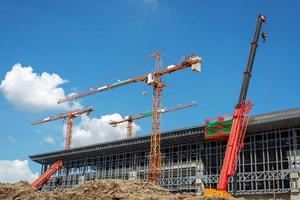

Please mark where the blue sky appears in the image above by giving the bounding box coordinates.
[0,0,299,180]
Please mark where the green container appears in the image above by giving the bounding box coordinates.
[221,119,233,133]
[205,119,233,137]
[206,121,218,136]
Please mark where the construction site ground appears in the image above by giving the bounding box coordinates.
[0,179,239,200]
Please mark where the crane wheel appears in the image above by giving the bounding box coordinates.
[203,189,235,199]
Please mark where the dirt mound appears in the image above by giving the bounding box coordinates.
[0,179,230,200]
[0,181,49,200]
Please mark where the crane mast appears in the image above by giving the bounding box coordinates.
[204,14,267,198]
[148,51,163,183]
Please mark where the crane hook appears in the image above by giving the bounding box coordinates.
[261,32,267,42]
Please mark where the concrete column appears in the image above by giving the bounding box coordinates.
[129,170,137,180]
[195,161,205,196]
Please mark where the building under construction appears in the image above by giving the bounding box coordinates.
[30,107,300,200]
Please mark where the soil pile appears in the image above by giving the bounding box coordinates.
[0,179,231,200]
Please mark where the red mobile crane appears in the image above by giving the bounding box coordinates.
[32,107,94,150]
[204,15,267,198]
[109,102,197,137]
[58,54,202,184]
[31,160,63,190]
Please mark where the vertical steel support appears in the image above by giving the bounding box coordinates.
[127,120,133,137]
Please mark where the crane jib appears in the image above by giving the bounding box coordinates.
[57,57,201,104]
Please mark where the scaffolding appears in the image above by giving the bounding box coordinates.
[30,108,300,197]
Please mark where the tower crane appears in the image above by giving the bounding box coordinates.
[110,102,197,137]
[204,14,267,198]
[57,53,202,184]
[32,107,94,150]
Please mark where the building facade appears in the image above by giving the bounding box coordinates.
[30,108,300,199]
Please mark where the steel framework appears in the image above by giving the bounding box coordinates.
[30,108,300,198]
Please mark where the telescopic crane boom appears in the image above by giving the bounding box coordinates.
[204,14,267,198]
[32,107,94,150]
[110,102,197,137]
[31,160,63,190]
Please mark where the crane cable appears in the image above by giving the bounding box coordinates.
[261,19,267,42]
[160,52,181,63]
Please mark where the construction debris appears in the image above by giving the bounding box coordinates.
[0,179,237,200]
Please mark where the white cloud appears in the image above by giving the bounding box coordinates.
[0,160,38,183]
[44,136,55,144]
[68,114,140,147]
[0,63,82,112]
